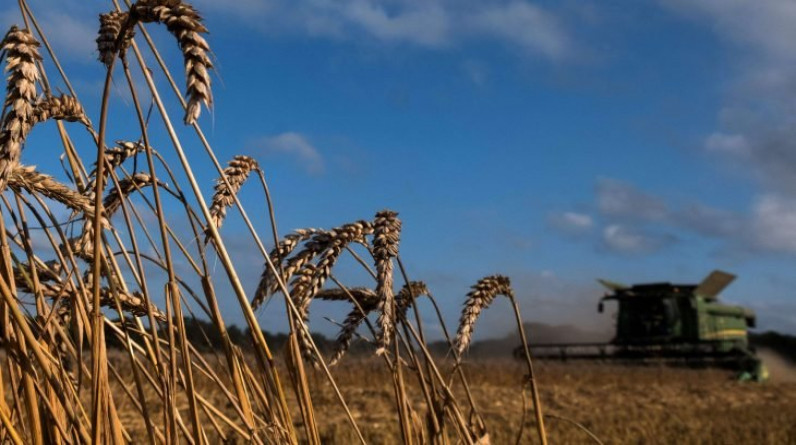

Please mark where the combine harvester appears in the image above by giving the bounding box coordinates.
[519,270,768,381]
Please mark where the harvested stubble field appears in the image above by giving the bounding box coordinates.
[92,352,795,444]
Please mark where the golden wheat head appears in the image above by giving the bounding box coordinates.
[373,209,401,354]
[0,26,41,191]
[455,275,514,356]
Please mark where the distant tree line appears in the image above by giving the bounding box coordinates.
[93,319,796,364]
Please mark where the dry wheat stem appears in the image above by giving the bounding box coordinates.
[373,209,400,354]
[0,26,40,192]
[455,275,514,356]
[207,155,258,234]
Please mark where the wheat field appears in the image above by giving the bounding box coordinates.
[0,0,792,444]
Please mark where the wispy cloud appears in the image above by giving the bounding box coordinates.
[194,0,576,61]
[465,1,571,60]
[596,177,668,221]
[751,194,796,253]
[704,132,750,157]
[1,3,98,64]
[661,0,796,196]
[586,177,796,256]
[253,132,325,175]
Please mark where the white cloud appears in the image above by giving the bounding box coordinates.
[752,194,796,253]
[549,211,593,234]
[256,132,325,175]
[602,224,674,254]
[673,202,745,239]
[193,0,575,61]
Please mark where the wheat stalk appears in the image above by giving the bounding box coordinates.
[455,275,514,356]
[0,26,40,192]
[207,155,258,234]
[373,210,400,354]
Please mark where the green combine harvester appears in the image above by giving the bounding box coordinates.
[520,271,768,381]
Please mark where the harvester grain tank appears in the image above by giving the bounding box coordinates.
[520,271,767,380]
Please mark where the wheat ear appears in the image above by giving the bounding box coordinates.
[303,221,374,307]
[97,11,134,66]
[289,265,320,366]
[207,155,258,234]
[396,281,429,319]
[455,275,514,356]
[315,287,380,366]
[130,0,213,124]
[0,26,41,192]
[87,140,147,185]
[251,228,321,310]
[102,173,159,216]
[8,164,95,216]
[32,94,91,127]
[329,306,372,367]
[373,210,401,354]
[315,287,379,305]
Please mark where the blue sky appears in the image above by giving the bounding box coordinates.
[3,0,796,338]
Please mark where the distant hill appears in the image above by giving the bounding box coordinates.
[449,322,612,359]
